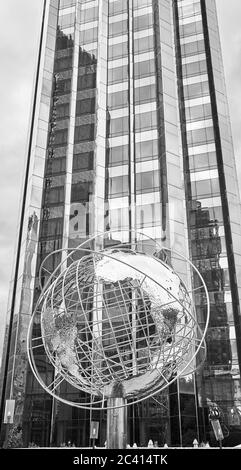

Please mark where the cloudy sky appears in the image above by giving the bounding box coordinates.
[0,1,241,355]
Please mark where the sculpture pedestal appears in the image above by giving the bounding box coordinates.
[107,397,127,449]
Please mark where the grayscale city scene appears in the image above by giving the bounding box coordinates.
[0,0,241,452]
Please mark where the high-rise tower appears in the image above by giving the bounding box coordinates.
[1,0,241,447]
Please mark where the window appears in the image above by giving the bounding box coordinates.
[109,20,128,37]
[108,116,129,136]
[108,65,128,84]
[56,31,74,51]
[56,103,70,120]
[189,151,217,171]
[45,187,65,205]
[77,73,96,90]
[56,79,72,95]
[136,140,158,161]
[109,175,129,196]
[76,98,95,116]
[134,14,153,31]
[108,42,128,60]
[54,129,68,145]
[135,111,157,132]
[136,171,159,193]
[133,0,152,8]
[181,40,205,57]
[134,35,154,54]
[59,0,75,8]
[191,178,220,198]
[41,219,63,238]
[109,0,128,16]
[135,84,156,104]
[71,181,93,202]
[55,55,73,72]
[179,21,203,38]
[108,90,128,109]
[182,60,207,77]
[178,2,201,19]
[79,48,97,66]
[46,158,66,175]
[73,152,94,171]
[185,103,212,121]
[134,59,155,79]
[183,81,209,99]
[187,127,214,146]
[108,145,129,166]
[74,124,95,143]
[79,27,98,45]
[80,7,98,24]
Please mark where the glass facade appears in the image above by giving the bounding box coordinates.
[1,0,241,448]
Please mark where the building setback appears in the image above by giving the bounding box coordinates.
[1,0,241,447]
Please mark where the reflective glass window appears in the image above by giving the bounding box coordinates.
[108,116,129,136]
[136,140,158,161]
[109,20,128,37]
[77,73,96,90]
[109,0,128,16]
[79,27,98,45]
[182,60,207,77]
[71,181,93,202]
[54,55,73,71]
[136,171,159,193]
[135,111,157,132]
[56,103,70,120]
[185,103,212,121]
[56,31,74,51]
[56,78,72,95]
[134,59,155,79]
[60,0,75,8]
[46,158,66,175]
[108,90,128,109]
[73,152,94,171]
[187,127,214,145]
[80,7,98,23]
[134,35,154,54]
[135,84,156,104]
[133,14,153,31]
[181,40,205,57]
[191,178,220,198]
[79,48,97,65]
[108,42,128,60]
[179,21,203,38]
[54,129,68,145]
[108,145,129,166]
[76,98,95,116]
[133,0,152,8]
[74,124,95,143]
[183,81,209,99]
[45,187,65,205]
[109,175,129,196]
[178,2,201,18]
[189,151,217,171]
[41,219,63,238]
[108,65,128,84]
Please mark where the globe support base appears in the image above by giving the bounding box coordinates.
[107,398,127,449]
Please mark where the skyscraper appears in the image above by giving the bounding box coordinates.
[1,0,241,447]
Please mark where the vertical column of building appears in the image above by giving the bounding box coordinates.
[0,1,60,440]
[174,0,241,443]
[202,0,241,407]
[94,0,108,248]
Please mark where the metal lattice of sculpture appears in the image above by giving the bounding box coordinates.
[27,232,209,409]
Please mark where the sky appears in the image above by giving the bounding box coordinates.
[0,0,241,357]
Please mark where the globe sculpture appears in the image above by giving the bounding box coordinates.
[27,231,209,448]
